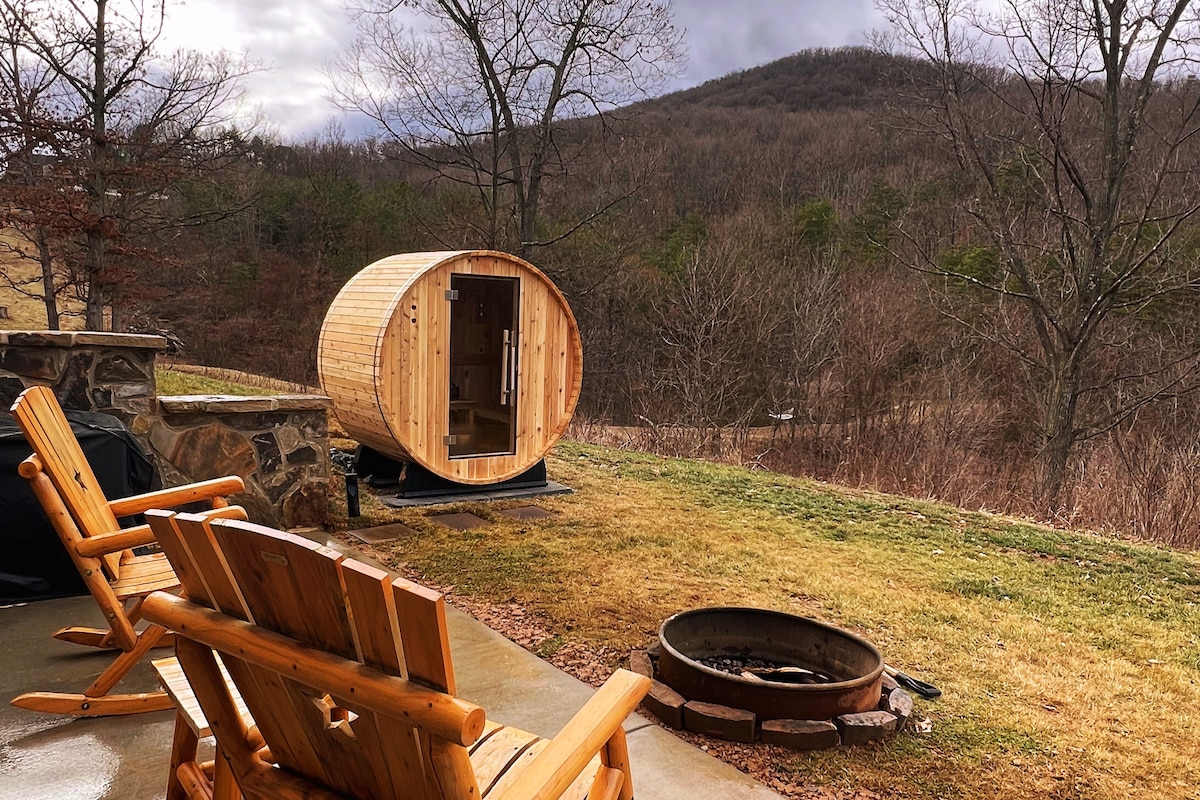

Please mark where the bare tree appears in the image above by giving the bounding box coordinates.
[0,0,69,328]
[332,0,685,255]
[1,0,250,330]
[876,0,1200,511]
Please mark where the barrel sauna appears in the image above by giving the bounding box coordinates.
[318,251,583,484]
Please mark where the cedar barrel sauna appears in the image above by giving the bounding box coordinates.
[318,250,583,485]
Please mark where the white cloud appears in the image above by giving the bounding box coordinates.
[159,0,355,139]
[673,0,886,87]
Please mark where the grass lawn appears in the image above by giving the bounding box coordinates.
[334,441,1200,800]
[155,364,310,396]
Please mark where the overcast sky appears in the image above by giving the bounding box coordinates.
[159,0,887,139]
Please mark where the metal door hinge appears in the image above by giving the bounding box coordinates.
[445,289,459,300]
[443,434,457,446]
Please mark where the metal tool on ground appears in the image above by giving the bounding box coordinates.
[884,664,941,699]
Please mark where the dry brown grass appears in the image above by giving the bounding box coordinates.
[0,227,85,330]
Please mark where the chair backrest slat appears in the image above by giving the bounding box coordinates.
[164,516,474,799]
[391,578,456,696]
[211,521,356,658]
[11,386,124,577]
[148,511,251,620]
[387,575,478,799]
[342,560,436,800]
[342,561,406,673]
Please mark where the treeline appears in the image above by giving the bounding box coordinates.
[10,41,1200,546]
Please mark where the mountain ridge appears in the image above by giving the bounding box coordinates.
[645,45,921,115]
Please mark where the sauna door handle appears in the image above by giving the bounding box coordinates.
[500,329,512,406]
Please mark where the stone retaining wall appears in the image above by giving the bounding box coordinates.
[1,331,330,528]
[0,331,162,420]
[151,395,331,529]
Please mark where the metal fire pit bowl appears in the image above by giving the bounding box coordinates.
[657,607,884,721]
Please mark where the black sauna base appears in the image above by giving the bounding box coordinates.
[378,480,572,508]
[354,447,572,506]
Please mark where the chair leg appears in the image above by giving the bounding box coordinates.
[54,626,120,648]
[52,626,176,650]
[176,761,216,800]
[168,712,201,800]
[588,766,625,800]
[126,596,146,625]
[10,690,174,716]
[86,624,168,696]
[10,623,174,717]
[212,755,240,800]
[600,727,635,800]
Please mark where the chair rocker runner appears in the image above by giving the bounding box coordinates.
[9,385,246,717]
[143,510,652,800]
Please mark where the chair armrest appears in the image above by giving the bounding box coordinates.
[76,506,248,559]
[75,523,157,558]
[487,669,650,800]
[109,476,245,518]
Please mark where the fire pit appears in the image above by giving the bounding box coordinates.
[658,607,884,720]
[635,607,910,749]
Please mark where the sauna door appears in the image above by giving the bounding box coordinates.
[448,274,519,457]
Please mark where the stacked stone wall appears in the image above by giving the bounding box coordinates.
[0,331,160,420]
[152,396,331,528]
[1,331,329,528]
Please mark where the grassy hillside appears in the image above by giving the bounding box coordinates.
[337,442,1200,800]
[154,364,314,396]
[0,227,85,330]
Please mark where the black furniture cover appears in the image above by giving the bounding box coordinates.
[0,410,158,604]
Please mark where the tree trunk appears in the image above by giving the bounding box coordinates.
[36,227,59,330]
[1035,364,1081,514]
[85,0,109,331]
[519,159,542,258]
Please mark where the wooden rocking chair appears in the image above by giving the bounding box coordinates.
[142,510,651,800]
[9,385,246,716]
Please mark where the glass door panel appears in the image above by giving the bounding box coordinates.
[448,274,518,457]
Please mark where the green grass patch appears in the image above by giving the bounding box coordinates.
[155,367,284,396]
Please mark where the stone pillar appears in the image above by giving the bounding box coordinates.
[0,331,163,422]
[152,395,332,529]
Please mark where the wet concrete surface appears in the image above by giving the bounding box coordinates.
[1,558,781,800]
[0,596,177,800]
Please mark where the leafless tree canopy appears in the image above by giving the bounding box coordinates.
[0,0,250,329]
[331,0,685,253]
[875,0,1200,509]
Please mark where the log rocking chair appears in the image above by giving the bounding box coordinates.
[9,385,245,716]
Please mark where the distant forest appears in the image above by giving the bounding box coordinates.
[6,31,1200,546]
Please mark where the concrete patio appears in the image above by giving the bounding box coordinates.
[0,532,783,800]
